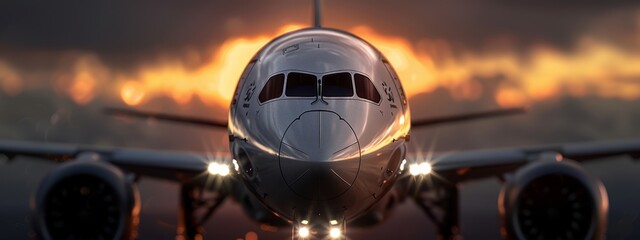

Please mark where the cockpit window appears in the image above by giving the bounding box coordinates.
[259,73,285,103]
[286,72,317,97]
[354,74,381,103]
[322,72,353,97]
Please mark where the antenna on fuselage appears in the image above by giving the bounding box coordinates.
[313,0,322,28]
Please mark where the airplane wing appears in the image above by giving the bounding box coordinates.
[0,139,230,183]
[104,107,228,129]
[407,137,640,183]
[0,139,236,239]
[404,137,640,240]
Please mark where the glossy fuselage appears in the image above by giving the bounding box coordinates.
[228,28,410,223]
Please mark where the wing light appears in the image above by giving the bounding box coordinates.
[409,162,432,176]
[207,162,230,176]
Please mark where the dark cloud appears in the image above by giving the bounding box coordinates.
[0,0,310,68]
[1,0,639,70]
[330,1,640,50]
[1,1,226,51]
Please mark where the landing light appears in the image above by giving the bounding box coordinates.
[409,162,432,176]
[298,226,310,238]
[207,162,230,176]
[399,159,407,172]
[232,159,240,172]
[329,227,341,239]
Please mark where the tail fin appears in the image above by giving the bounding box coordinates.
[313,0,322,28]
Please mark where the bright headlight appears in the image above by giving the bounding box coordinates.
[298,226,310,238]
[409,162,432,176]
[207,162,230,176]
[217,165,230,176]
[329,227,341,239]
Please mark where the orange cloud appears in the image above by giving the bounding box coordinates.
[425,38,640,106]
[0,60,23,96]
[356,31,640,107]
[55,54,110,105]
[119,25,638,109]
[28,24,636,109]
[117,24,306,107]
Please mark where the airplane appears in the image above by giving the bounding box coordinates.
[1,1,639,239]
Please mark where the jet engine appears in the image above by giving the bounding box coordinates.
[499,159,608,240]
[32,157,140,240]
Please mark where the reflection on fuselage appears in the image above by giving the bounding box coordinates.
[227,28,411,223]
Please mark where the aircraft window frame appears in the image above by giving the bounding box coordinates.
[258,70,382,105]
[321,72,354,98]
[354,73,382,103]
[285,72,318,97]
[258,73,285,103]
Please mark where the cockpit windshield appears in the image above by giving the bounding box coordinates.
[258,71,381,103]
[258,73,284,103]
[322,72,353,97]
[285,72,317,97]
[354,74,381,103]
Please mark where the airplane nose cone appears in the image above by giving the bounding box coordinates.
[279,111,361,201]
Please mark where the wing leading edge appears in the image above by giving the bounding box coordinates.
[0,139,229,183]
[402,137,640,240]
[407,137,640,183]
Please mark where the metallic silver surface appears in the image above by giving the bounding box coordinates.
[279,110,361,201]
[228,28,410,222]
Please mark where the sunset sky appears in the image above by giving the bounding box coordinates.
[1,0,640,110]
[1,1,640,239]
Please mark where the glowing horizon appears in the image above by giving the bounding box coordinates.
[115,24,640,109]
[2,24,640,109]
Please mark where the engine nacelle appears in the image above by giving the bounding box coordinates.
[499,159,608,240]
[32,157,140,240]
